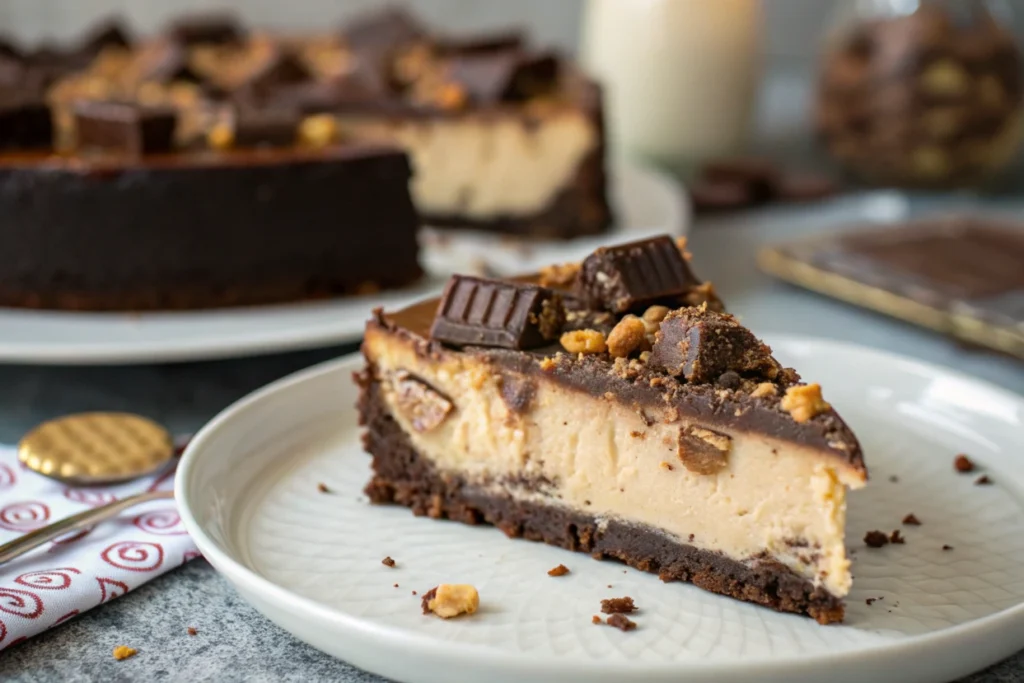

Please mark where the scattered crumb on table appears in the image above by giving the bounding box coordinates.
[547,564,570,577]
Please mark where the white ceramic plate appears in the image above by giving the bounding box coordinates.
[177,338,1024,683]
[0,163,686,365]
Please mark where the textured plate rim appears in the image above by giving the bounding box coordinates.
[175,337,1024,681]
[0,162,685,366]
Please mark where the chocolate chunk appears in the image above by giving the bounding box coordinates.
[576,236,701,314]
[648,307,778,384]
[342,7,424,60]
[677,425,731,474]
[864,530,889,548]
[391,370,453,433]
[447,50,559,104]
[168,13,243,46]
[231,108,299,148]
[137,42,202,84]
[0,95,52,150]
[430,275,564,350]
[499,372,536,414]
[715,371,743,390]
[79,18,132,56]
[73,101,177,155]
[235,47,315,101]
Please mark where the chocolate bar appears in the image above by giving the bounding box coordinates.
[232,108,299,148]
[0,95,53,150]
[575,236,701,313]
[447,51,559,104]
[430,275,564,349]
[649,307,777,383]
[74,101,177,155]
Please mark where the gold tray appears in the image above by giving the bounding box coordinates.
[757,221,1024,360]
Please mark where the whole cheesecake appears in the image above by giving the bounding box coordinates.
[359,236,867,624]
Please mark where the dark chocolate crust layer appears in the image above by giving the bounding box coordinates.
[0,146,422,310]
[358,375,845,625]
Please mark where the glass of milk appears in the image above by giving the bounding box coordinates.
[580,0,763,174]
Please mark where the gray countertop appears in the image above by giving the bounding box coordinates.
[3,67,1024,681]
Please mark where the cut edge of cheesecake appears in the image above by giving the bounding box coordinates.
[357,236,867,625]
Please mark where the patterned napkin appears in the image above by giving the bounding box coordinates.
[0,442,197,650]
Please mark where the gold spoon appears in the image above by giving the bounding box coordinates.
[0,412,177,565]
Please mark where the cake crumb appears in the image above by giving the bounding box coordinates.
[942,544,954,551]
[750,382,777,399]
[547,564,570,577]
[591,615,602,624]
[560,329,607,354]
[688,533,695,542]
[889,475,899,483]
[866,597,879,606]
[975,475,992,485]
[954,454,975,473]
[780,384,831,422]
[864,530,889,548]
[538,262,580,287]
[605,613,637,631]
[902,514,921,525]
[394,583,399,588]
[600,597,636,614]
[421,584,479,619]
[113,645,137,661]
[659,461,673,471]
[186,627,197,636]
[412,590,417,595]
[382,556,396,568]
[889,530,905,545]
[317,482,330,493]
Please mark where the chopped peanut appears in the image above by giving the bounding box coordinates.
[780,384,831,422]
[422,584,479,618]
[606,316,647,358]
[560,329,607,354]
[113,645,137,660]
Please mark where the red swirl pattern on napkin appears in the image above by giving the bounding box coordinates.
[0,443,198,650]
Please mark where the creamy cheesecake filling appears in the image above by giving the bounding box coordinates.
[337,110,597,219]
[365,328,865,598]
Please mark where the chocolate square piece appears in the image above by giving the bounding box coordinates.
[235,48,315,102]
[79,18,132,56]
[576,236,701,313]
[649,307,777,384]
[232,108,299,148]
[168,13,243,46]
[447,50,559,103]
[342,7,425,56]
[0,95,53,150]
[74,101,177,155]
[137,42,202,84]
[430,275,564,350]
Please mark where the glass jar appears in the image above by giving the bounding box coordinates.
[814,0,1023,188]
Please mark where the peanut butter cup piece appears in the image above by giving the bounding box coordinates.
[73,100,177,155]
[430,275,564,350]
[575,235,702,314]
[648,306,778,384]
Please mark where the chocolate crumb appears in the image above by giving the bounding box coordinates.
[942,545,954,551]
[890,530,905,544]
[382,556,396,568]
[605,613,637,631]
[187,627,197,636]
[393,583,399,588]
[412,590,417,595]
[866,598,877,606]
[659,461,674,471]
[902,514,921,526]
[864,530,890,548]
[547,564,570,577]
[420,587,438,614]
[975,475,992,485]
[317,482,330,493]
[889,475,899,483]
[600,597,637,614]
[591,615,602,624]
[954,454,975,473]
[688,533,695,542]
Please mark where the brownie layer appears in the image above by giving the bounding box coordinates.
[0,146,421,310]
[359,376,845,625]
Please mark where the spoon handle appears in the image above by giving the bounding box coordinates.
[0,489,175,565]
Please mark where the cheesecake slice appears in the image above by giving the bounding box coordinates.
[358,235,866,624]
